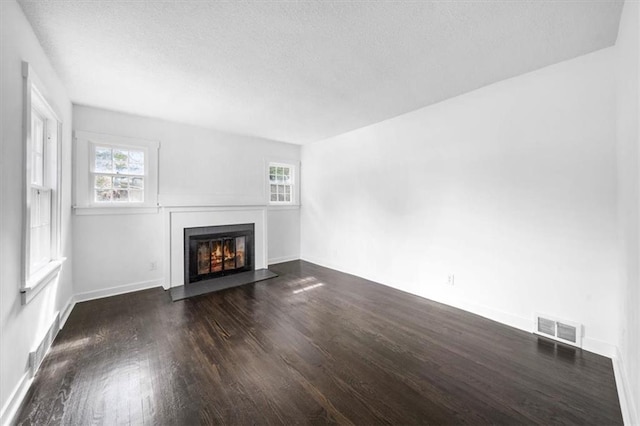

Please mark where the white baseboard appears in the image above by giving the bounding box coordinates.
[582,337,618,359]
[60,295,76,330]
[268,255,300,265]
[613,348,639,426]
[299,255,364,279]
[74,279,164,303]
[436,294,533,334]
[0,372,32,426]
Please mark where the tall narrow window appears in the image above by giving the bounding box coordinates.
[268,163,295,204]
[22,62,63,303]
[29,107,52,272]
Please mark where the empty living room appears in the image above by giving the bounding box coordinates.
[1,0,639,424]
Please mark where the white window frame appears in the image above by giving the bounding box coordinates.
[74,131,159,214]
[21,62,64,304]
[267,161,298,206]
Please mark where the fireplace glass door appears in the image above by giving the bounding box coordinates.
[185,224,254,284]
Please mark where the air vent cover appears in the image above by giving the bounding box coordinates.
[534,313,582,348]
[557,322,577,342]
[537,317,555,335]
[29,312,60,377]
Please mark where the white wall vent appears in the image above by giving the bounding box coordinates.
[534,313,582,348]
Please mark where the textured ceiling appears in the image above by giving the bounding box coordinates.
[18,0,623,144]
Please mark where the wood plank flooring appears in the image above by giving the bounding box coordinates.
[15,260,623,425]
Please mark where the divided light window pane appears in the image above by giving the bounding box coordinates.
[268,164,293,204]
[30,188,51,270]
[94,175,145,203]
[94,147,144,175]
[29,104,53,273]
[93,145,145,203]
[95,147,112,173]
[31,112,45,186]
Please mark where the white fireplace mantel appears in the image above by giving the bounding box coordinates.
[163,205,267,289]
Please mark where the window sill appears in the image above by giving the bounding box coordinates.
[73,205,159,215]
[21,258,66,305]
[267,204,300,211]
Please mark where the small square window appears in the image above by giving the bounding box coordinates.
[90,143,148,204]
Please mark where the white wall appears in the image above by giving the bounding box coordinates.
[267,207,301,264]
[72,106,300,297]
[615,0,640,423]
[0,0,74,422]
[301,48,620,356]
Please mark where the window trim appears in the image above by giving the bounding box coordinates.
[74,130,160,213]
[266,161,299,206]
[21,62,64,302]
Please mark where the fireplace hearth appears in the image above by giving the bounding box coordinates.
[184,224,254,284]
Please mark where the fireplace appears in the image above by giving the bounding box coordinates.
[184,223,254,284]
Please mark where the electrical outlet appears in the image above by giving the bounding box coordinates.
[150,261,157,271]
[447,274,455,286]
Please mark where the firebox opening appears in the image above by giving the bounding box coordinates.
[185,223,254,284]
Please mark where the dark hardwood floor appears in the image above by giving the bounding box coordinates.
[16,260,622,425]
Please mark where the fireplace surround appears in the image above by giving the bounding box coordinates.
[166,206,267,288]
[184,223,254,284]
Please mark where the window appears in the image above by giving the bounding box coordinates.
[29,106,52,272]
[22,62,63,301]
[74,131,159,212]
[91,145,146,203]
[268,163,294,204]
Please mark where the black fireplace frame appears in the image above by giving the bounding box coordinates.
[184,223,255,284]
